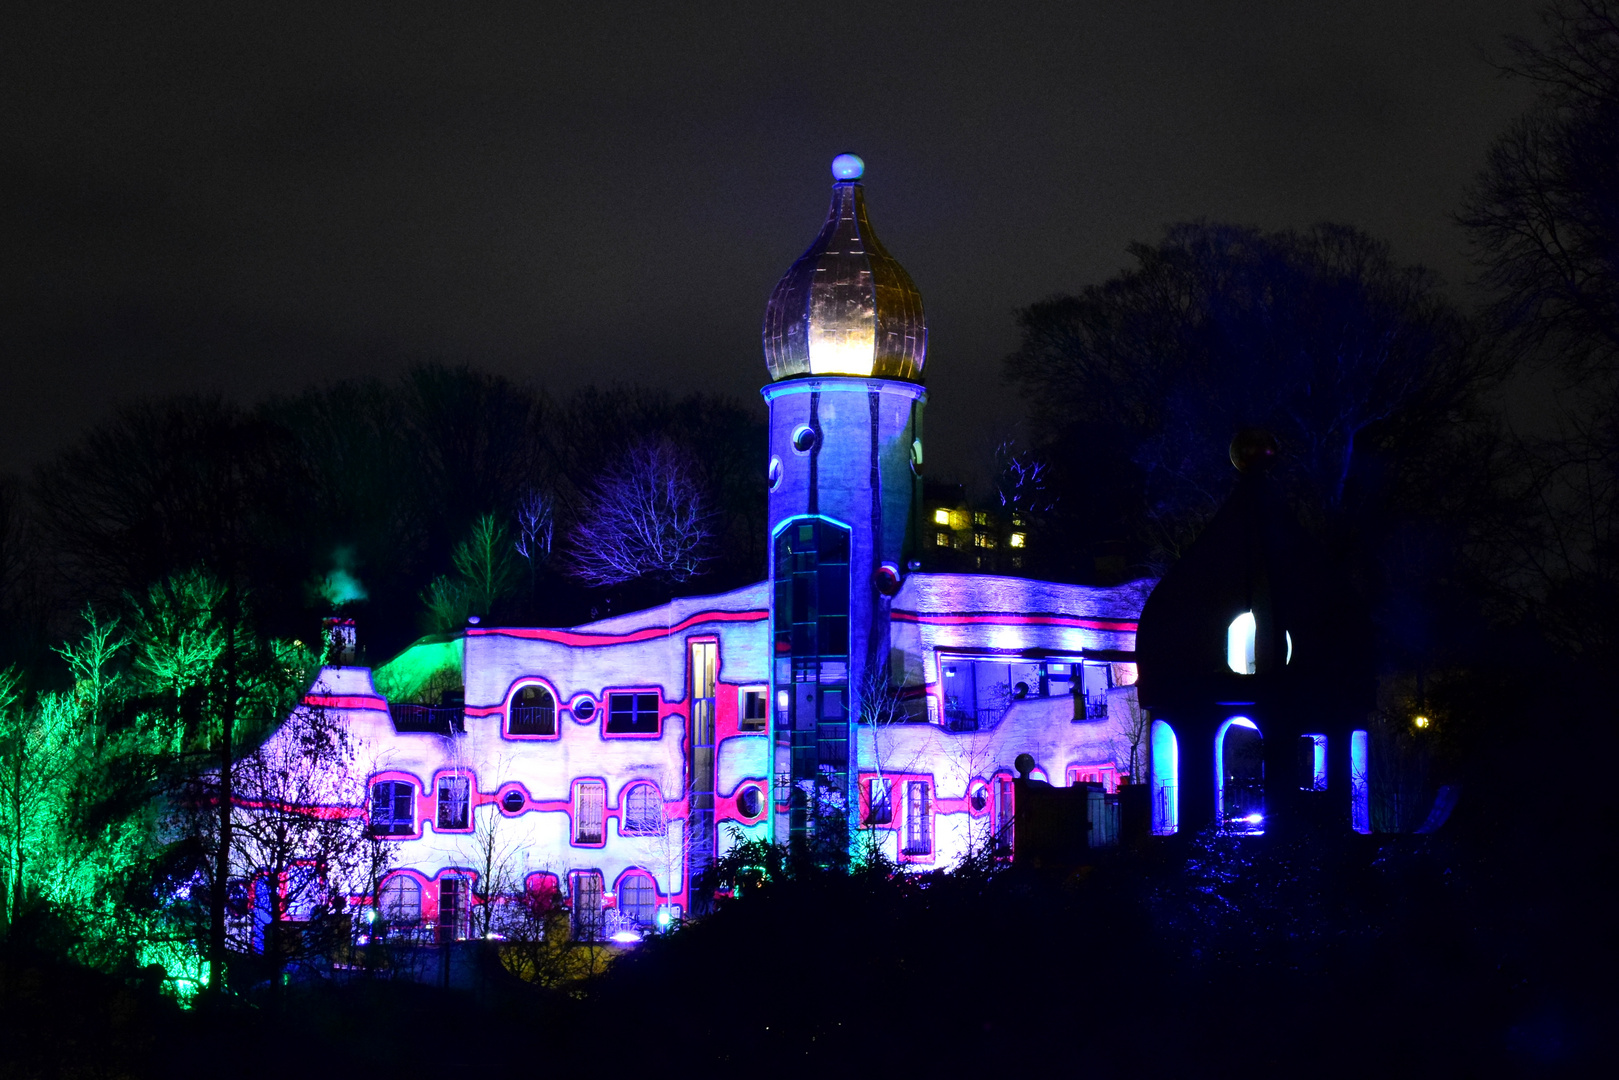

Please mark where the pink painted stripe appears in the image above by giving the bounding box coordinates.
[302,694,389,711]
[890,610,1138,632]
[467,608,767,647]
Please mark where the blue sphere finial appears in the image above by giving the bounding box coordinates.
[831,153,864,181]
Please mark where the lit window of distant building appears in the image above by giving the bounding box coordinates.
[932,508,951,525]
[935,532,950,547]
[973,511,988,526]
[1008,532,1026,548]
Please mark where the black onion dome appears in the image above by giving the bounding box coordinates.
[763,158,926,383]
[1135,438,1372,713]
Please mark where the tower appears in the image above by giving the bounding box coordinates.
[762,154,927,849]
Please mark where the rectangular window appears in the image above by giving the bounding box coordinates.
[867,777,893,824]
[436,776,470,830]
[973,510,988,525]
[606,692,660,734]
[904,781,931,855]
[933,507,952,525]
[574,780,606,844]
[437,878,464,943]
[370,780,414,836]
[1299,734,1328,791]
[741,687,768,731]
[994,778,1015,854]
[571,872,604,941]
[935,531,949,547]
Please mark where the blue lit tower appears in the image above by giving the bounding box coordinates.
[762,154,926,849]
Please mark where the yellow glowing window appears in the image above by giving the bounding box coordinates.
[973,511,988,526]
[935,532,950,547]
[1009,532,1026,548]
[933,508,951,526]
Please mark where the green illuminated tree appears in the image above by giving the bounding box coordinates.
[0,675,80,937]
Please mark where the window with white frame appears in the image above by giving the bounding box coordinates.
[606,692,660,734]
[618,874,657,929]
[378,875,421,926]
[621,782,664,836]
[574,780,606,844]
[436,775,470,830]
[866,777,893,824]
[509,684,556,735]
[903,781,931,855]
[370,780,414,836]
[740,687,768,731]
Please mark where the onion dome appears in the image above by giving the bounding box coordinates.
[763,154,927,382]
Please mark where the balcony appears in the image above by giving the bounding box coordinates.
[389,703,465,735]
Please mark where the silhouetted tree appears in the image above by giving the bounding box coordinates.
[1462,2,1619,661]
[1461,0,1619,384]
[565,439,713,587]
[1006,222,1487,572]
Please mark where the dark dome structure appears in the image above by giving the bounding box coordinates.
[762,155,927,383]
[1136,433,1373,838]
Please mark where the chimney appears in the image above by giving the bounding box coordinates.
[322,616,357,666]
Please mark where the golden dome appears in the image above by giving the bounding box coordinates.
[762,156,927,383]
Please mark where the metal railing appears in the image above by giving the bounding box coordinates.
[389,703,465,735]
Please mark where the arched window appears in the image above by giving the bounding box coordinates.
[1227,612,1292,674]
[379,875,421,926]
[1150,719,1179,835]
[621,782,665,836]
[1216,716,1265,833]
[618,873,657,929]
[1227,612,1257,674]
[1350,729,1370,833]
[509,684,556,735]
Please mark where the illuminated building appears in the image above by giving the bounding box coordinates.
[252,155,1153,943]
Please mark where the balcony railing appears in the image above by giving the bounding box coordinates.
[389,703,465,735]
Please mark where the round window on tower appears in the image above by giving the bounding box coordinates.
[768,455,783,492]
[501,789,526,814]
[791,425,818,454]
[736,785,764,819]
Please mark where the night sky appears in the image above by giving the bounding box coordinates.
[4,1,1543,486]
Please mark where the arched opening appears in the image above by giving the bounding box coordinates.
[1226,612,1293,674]
[1150,719,1179,835]
[1350,729,1370,834]
[1216,716,1265,833]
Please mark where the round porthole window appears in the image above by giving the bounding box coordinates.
[970,787,988,812]
[768,455,783,491]
[736,785,764,819]
[501,790,526,814]
[791,425,818,454]
[572,697,596,721]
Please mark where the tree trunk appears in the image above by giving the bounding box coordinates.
[209,579,238,995]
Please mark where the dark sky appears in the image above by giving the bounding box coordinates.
[4,1,1544,486]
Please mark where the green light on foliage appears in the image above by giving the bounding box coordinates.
[137,940,209,1007]
[373,637,463,703]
